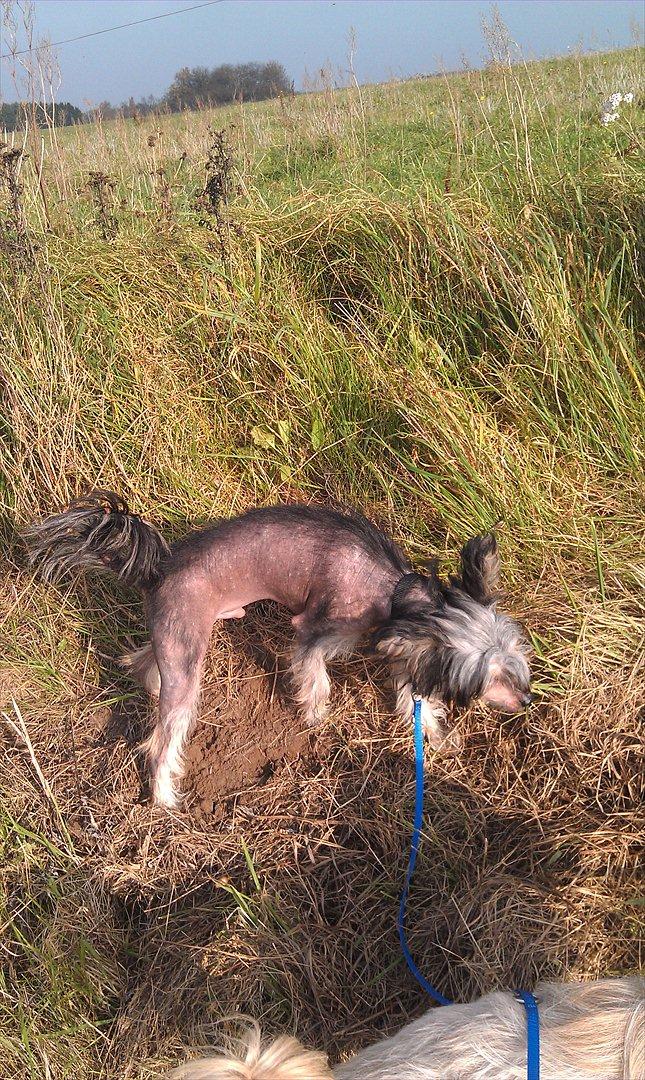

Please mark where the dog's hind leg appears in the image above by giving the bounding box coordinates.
[143,616,213,808]
[291,642,332,726]
[144,656,203,808]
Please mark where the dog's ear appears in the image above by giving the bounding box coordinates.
[458,533,499,603]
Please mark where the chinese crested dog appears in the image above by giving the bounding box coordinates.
[167,976,644,1080]
[24,493,532,808]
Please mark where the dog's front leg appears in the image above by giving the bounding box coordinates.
[290,642,332,726]
[290,622,363,726]
[419,696,451,746]
[392,670,455,747]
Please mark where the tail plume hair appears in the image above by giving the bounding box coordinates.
[23,490,170,590]
[168,1022,332,1080]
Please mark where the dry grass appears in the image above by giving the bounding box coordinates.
[0,40,643,1080]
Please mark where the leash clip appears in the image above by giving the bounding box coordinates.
[411,694,422,729]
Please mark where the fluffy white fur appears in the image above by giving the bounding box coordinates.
[168,1025,330,1080]
[168,976,644,1080]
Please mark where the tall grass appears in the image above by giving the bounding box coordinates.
[0,43,643,1080]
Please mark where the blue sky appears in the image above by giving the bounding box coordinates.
[1,1,642,107]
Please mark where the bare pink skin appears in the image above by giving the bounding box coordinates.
[153,520,397,625]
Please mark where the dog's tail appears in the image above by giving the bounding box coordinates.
[167,1023,332,1080]
[23,490,170,590]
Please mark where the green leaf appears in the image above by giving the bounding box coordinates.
[276,419,291,446]
[250,425,276,450]
[311,417,325,450]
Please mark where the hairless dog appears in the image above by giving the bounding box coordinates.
[25,493,532,807]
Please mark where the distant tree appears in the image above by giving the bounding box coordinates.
[166,65,212,111]
[207,63,237,105]
[257,60,294,98]
[0,102,20,130]
[93,101,117,121]
[50,102,85,126]
[88,95,161,123]
[164,61,291,112]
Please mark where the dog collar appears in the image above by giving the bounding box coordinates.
[390,571,424,611]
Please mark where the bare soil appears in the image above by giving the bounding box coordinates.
[185,678,330,817]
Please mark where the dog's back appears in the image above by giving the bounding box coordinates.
[169,976,644,1080]
[335,975,644,1080]
[155,503,412,627]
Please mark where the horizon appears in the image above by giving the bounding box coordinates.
[0,0,642,109]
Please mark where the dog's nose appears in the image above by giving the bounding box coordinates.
[520,692,534,708]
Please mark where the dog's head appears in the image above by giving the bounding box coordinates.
[376,533,532,713]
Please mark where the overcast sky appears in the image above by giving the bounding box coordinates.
[0,0,642,108]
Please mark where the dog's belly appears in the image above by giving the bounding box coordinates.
[211,586,305,621]
[206,565,312,620]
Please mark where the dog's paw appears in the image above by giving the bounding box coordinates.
[422,723,464,753]
[419,698,447,744]
[418,699,463,753]
[303,704,329,728]
[151,777,182,810]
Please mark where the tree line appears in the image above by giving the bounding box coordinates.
[0,101,85,131]
[0,61,292,130]
[165,61,292,111]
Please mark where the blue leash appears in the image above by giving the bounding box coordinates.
[515,989,541,1080]
[396,697,453,1006]
[397,696,540,1080]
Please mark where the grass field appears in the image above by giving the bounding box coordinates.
[0,38,643,1079]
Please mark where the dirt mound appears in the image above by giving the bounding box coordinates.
[185,678,329,817]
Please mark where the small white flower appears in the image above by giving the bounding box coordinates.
[623,92,634,104]
[601,94,621,114]
[601,112,619,125]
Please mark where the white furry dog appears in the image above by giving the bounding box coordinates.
[168,975,644,1080]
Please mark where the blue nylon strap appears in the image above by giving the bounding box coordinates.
[515,990,541,1080]
[396,697,453,1006]
[397,696,541,1079]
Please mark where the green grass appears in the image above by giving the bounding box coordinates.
[0,40,643,1080]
